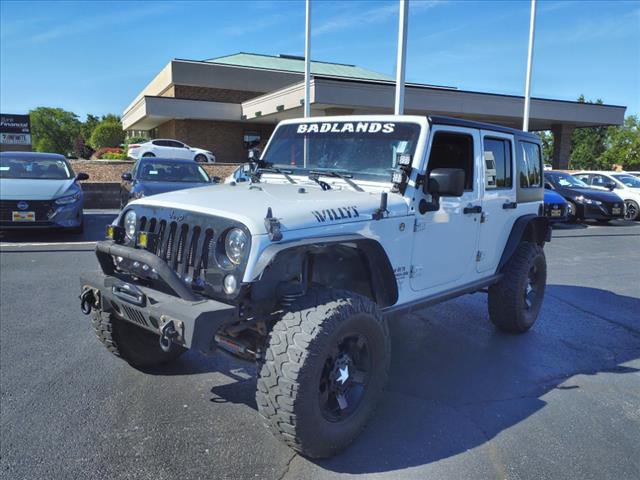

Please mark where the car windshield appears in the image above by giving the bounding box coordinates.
[261,121,421,180]
[0,156,72,180]
[550,173,589,188]
[612,174,640,188]
[138,161,209,182]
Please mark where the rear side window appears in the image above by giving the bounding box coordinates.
[427,132,474,190]
[483,137,512,189]
[519,141,542,188]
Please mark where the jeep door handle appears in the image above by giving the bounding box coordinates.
[502,202,518,209]
[463,205,482,214]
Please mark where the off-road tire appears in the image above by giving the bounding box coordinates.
[91,310,186,368]
[256,289,390,458]
[488,241,546,333]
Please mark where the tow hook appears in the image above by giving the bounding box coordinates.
[159,321,179,352]
[80,287,99,315]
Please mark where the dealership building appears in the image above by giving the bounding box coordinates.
[122,52,626,168]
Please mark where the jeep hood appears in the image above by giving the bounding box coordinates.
[131,182,408,235]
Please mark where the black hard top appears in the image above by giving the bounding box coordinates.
[0,151,66,159]
[429,115,540,141]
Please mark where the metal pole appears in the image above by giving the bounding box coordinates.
[522,0,536,132]
[304,0,311,118]
[394,0,408,115]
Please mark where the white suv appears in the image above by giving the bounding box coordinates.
[573,171,640,220]
[128,139,215,163]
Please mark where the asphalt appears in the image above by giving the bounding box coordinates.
[1,212,639,480]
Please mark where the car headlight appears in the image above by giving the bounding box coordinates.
[55,191,81,205]
[224,228,248,265]
[574,195,600,205]
[123,210,137,240]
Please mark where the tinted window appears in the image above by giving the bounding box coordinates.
[612,174,640,188]
[167,140,185,148]
[591,174,612,188]
[483,137,512,189]
[427,132,474,190]
[138,161,209,182]
[519,141,542,188]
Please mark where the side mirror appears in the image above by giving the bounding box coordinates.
[425,168,465,197]
[76,172,89,181]
[121,172,133,182]
[211,176,221,183]
[605,182,616,191]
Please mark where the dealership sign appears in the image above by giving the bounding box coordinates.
[0,113,31,145]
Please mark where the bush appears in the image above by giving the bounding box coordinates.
[73,136,94,159]
[90,121,125,149]
[92,147,123,159]
[125,136,148,146]
[102,152,128,160]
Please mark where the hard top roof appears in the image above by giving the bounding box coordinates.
[429,116,540,140]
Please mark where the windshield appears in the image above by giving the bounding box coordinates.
[549,173,589,188]
[0,156,72,180]
[261,121,421,180]
[138,161,210,182]
[613,174,640,188]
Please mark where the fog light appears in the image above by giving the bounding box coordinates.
[138,231,148,248]
[223,275,237,294]
[106,225,114,239]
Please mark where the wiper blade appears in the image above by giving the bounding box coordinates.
[258,167,296,184]
[308,170,364,192]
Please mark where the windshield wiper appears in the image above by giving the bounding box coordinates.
[308,170,364,192]
[258,167,296,184]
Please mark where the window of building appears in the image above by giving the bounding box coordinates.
[244,132,261,149]
[483,137,512,189]
[519,141,542,188]
[427,132,474,191]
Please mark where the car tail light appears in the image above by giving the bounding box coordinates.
[129,144,140,149]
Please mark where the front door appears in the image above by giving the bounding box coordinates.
[476,131,517,273]
[410,126,481,292]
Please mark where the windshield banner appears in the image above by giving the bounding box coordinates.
[296,122,396,134]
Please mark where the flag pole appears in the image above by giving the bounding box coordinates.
[394,0,408,115]
[522,0,536,132]
[304,0,311,118]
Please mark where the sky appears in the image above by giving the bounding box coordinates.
[1,0,638,121]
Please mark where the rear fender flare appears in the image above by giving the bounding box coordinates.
[496,215,550,273]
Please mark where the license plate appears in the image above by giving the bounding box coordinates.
[612,207,621,215]
[12,211,35,222]
[551,210,562,217]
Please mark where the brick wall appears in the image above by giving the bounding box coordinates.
[173,85,263,103]
[157,119,275,164]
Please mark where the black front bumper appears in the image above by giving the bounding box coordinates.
[80,241,238,354]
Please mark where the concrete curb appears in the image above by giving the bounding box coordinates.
[81,183,121,209]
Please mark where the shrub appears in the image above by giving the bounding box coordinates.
[90,121,125,149]
[125,136,148,146]
[73,136,94,159]
[102,152,128,160]
[92,147,123,159]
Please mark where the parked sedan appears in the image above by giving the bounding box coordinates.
[0,152,89,233]
[120,157,214,208]
[572,171,640,221]
[543,188,568,223]
[544,171,626,223]
[127,139,215,163]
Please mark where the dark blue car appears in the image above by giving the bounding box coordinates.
[120,158,214,209]
[543,188,568,223]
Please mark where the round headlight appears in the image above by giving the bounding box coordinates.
[224,228,248,265]
[124,210,137,240]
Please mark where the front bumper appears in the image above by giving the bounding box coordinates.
[576,202,625,220]
[0,200,83,230]
[80,241,238,354]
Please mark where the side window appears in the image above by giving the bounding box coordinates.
[591,174,609,187]
[168,141,185,148]
[153,140,168,147]
[574,174,591,184]
[519,141,542,188]
[483,137,512,189]
[427,132,474,191]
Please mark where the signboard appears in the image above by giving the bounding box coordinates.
[0,114,31,145]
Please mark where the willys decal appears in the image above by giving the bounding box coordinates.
[311,206,360,223]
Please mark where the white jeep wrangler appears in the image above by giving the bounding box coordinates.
[80,115,550,458]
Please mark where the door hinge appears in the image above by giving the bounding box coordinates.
[476,251,484,262]
[414,219,426,232]
[410,265,422,278]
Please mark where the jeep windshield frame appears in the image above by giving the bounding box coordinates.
[261,121,422,183]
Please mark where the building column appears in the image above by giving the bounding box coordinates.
[551,124,575,170]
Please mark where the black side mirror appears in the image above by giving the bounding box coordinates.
[605,182,616,191]
[425,168,465,197]
[76,172,89,181]
[211,176,221,183]
[121,172,133,182]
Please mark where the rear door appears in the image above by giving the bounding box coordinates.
[476,131,517,273]
[410,125,481,292]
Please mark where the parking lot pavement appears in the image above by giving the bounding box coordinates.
[1,221,639,480]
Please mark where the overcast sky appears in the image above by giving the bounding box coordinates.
[1,0,638,121]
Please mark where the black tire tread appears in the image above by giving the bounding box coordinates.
[256,288,389,458]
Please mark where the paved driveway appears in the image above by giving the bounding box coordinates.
[1,214,639,479]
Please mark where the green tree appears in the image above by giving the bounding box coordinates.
[29,107,81,154]
[81,114,100,140]
[536,130,553,163]
[600,115,640,169]
[569,95,608,170]
[89,120,124,149]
